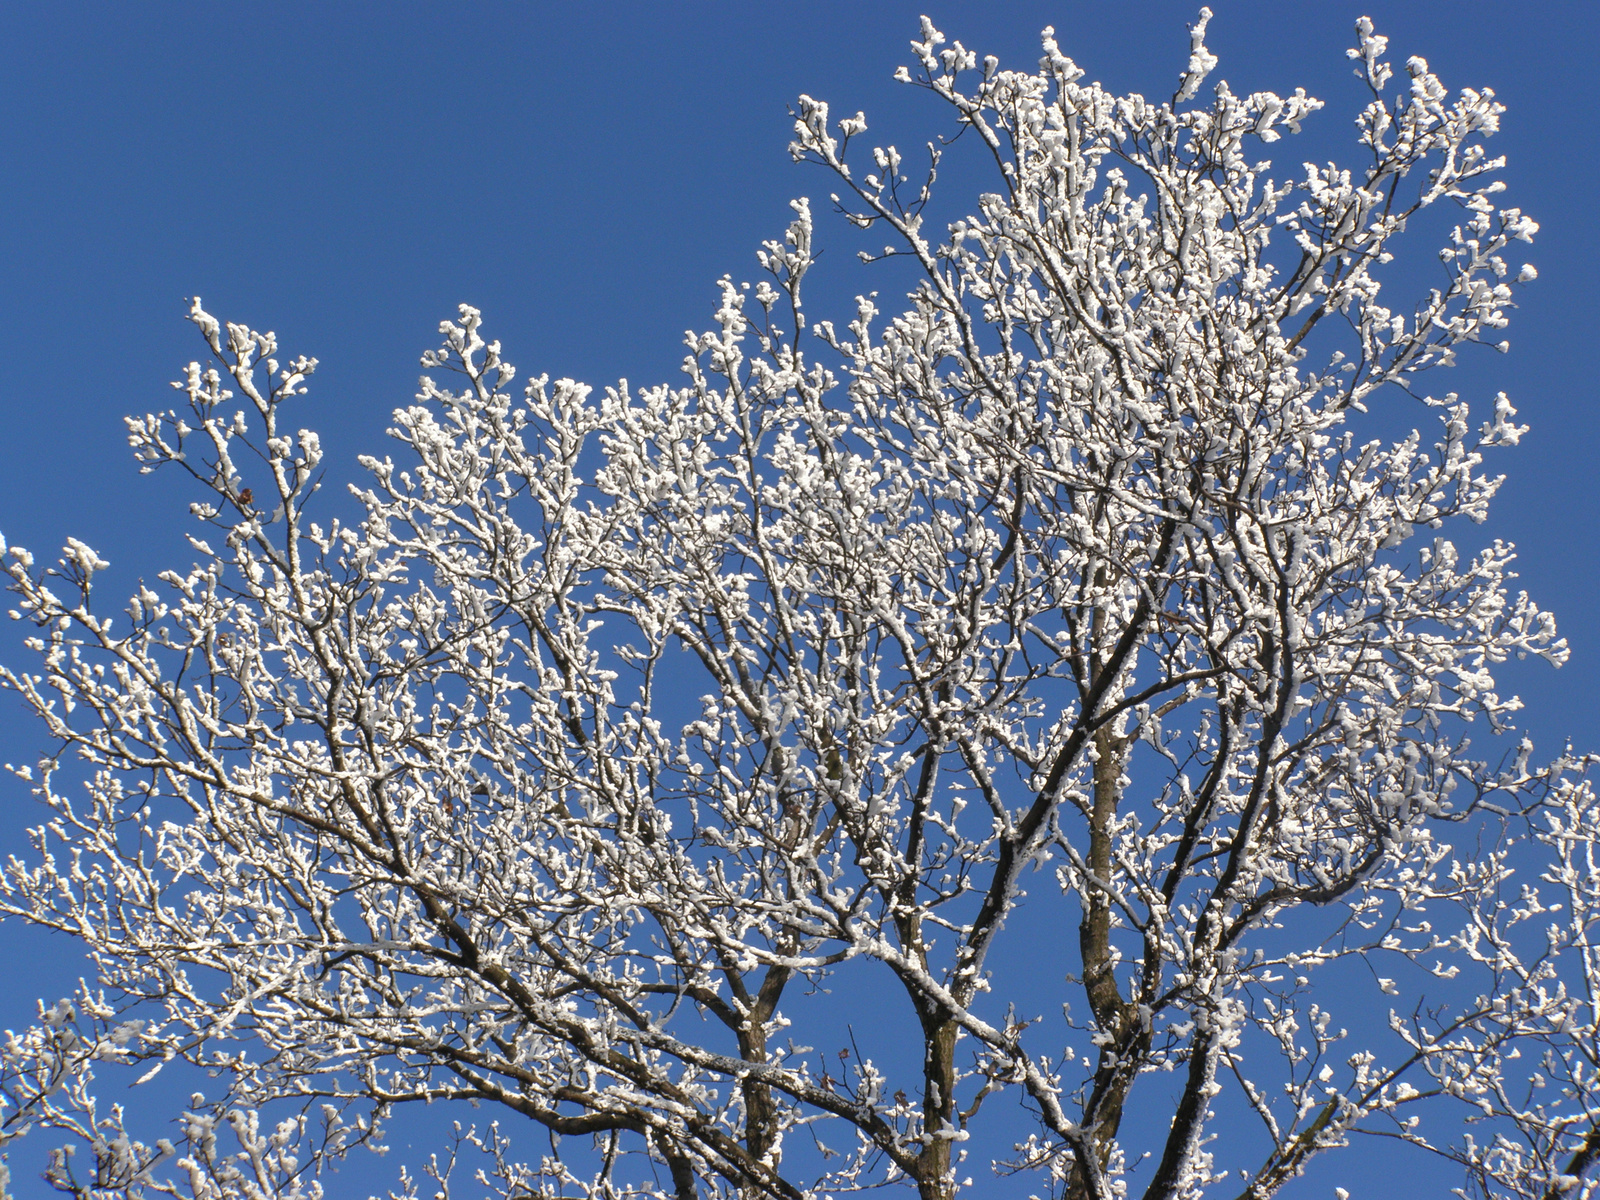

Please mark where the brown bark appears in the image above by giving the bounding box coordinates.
[736,964,790,1200]
[1067,724,1146,1200]
[913,1013,960,1200]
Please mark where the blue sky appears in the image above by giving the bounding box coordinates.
[1,3,1597,1195]
[1,2,1594,739]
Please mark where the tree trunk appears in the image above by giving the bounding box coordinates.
[1068,724,1142,1200]
[914,1015,960,1200]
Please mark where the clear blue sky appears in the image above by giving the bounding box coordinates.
[0,3,1595,1195]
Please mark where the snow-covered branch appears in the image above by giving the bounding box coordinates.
[0,13,1588,1200]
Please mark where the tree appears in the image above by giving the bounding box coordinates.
[0,11,1594,1200]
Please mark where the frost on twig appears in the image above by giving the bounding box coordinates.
[0,12,1587,1200]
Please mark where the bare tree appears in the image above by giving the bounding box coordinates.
[1,12,1594,1200]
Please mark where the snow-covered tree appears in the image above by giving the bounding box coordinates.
[0,12,1593,1200]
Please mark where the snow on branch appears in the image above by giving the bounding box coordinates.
[0,12,1589,1200]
